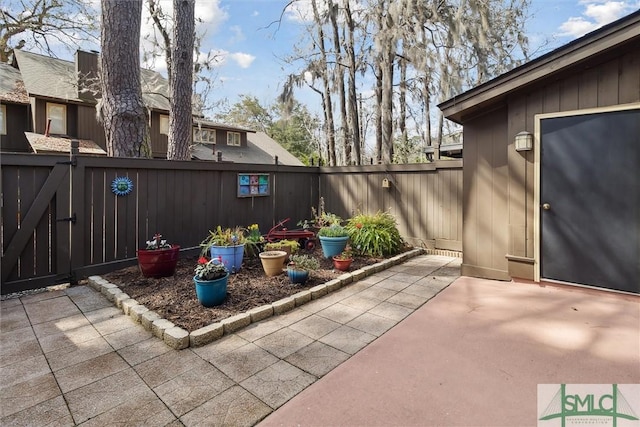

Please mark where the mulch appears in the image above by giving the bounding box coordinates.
[103,248,383,332]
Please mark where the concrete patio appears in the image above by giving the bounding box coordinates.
[1,254,459,426]
[2,253,638,426]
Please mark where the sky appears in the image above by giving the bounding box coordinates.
[20,0,640,116]
[161,0,639,117]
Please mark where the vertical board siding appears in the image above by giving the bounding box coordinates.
[2,103,31,152]
[464,46,640,280]
[1,154,461,293]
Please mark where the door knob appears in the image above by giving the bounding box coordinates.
[542,203,551,210]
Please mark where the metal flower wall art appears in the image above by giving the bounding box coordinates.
[111,176,134,196]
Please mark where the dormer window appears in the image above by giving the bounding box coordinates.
[46,103,66,134]
[194,128,216,144]
[227,131,241,146]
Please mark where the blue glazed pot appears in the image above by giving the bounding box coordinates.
[318,236,349,258]
[193,274,229,307]
[287,268,309,284]
[210,244,245,273]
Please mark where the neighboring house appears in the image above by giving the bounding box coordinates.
[424,131,463,160]
[0,49,302,165]
[439,11,639,294]
[192,130,304,165]
[0,62,31,152]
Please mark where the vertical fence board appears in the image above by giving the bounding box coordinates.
[20,168,38,278]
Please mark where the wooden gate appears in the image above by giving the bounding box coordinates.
[2,149,78,294]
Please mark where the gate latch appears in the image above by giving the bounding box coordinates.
[57,213,77,224]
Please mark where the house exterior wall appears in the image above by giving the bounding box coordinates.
[1,102,31,152]
[149,110,168,157]
[462,45,640,281]
[77,104,106,150]
[461,108,510,280]
[34,98,78,137]
[215,129,248,147]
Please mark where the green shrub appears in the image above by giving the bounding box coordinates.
[345,211,404,257]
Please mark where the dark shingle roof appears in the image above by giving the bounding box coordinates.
[13,49,171,111]
[191,131,304,166]
[0,63,29,104]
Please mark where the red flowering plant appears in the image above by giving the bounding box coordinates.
[194,256,228,281]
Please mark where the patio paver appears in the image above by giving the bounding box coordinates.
[0,254,479,426]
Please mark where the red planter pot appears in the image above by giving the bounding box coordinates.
[137,245,181,278]
[332,256,353,272]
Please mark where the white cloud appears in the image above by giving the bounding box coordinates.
[139,0,229,74]
[557,1,638,38]
[228,52,256,68]
[203,49,255,69]
[229,25,245,43]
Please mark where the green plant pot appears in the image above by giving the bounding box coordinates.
[319,236,349,258]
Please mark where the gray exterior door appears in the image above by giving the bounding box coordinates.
[540,109,639,294]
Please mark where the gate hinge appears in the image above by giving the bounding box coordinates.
[57,213,77,224]
[56,158,77,167]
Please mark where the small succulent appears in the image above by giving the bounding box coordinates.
[145,233,172,250]
[288,254,320,271]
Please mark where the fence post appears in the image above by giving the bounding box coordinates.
[69,139,84,284]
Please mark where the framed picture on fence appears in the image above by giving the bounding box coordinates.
[237,173,270,197]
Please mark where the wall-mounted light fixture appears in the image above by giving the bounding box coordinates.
[514,131,533,151]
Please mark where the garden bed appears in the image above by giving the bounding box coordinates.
[103,248,386,333]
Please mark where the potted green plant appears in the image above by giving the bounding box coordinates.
[244,223,265,258]
[332,248,353,271]
[200,226,246,273]
[318,224,349,258]
[193,257,229,307]
[136,234,180,278]
[287,253,320,284]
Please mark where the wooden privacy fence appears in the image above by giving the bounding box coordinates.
[1,152,461,294]
[319,161,463,251]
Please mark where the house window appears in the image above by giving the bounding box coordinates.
[0,104,6,135]
[159,115,169,135]
[193,128,216,144]
[46,102,66,134]
[227,132,241,146]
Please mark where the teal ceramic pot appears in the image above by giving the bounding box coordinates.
[210,244,245,273]
[318,236,348,258]
[193,274,229,307]
[287,268,309,284]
